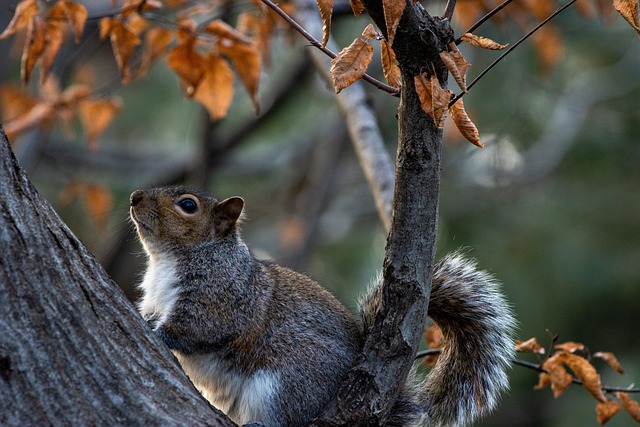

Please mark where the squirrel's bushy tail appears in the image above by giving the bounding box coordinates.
[422,252,515,426]
[361,251,515,427]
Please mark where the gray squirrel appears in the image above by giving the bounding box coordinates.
[130,186,515,426]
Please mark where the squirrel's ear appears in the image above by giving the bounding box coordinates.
[213,197,244,238]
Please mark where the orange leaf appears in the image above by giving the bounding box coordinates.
[423,324,442,366]
[362,23,379,40]
[3,102,56,139]
[316,0,334,48]
[99,17,141,84]
[0,0,39,40]
[84,184,113,231]
[193,54,234,120]
[77,97,122,150]
[613,0,640,35]
[138,27,173,77]
[203,19,253,45]
[350,0,364,16]
[534,372,551,390]
[330,37,373,93]
[532,25,563,73]
[541,353,573,398]
[449,98,482,147]
[554,341,586,354]
[560,352,607,403]
[593,352,624,375]
[596,399,623,424]
[0,84,37,122]
[439,42,470,93]
[21,16,47,84]
[218,41,261,114]
[414,73,450,128]
[382,0,405,47]
[515,337,545,354]
[460,32,508,50]
[380,39,401,88]
[166,34,205,95]
[618,392,640,421]
[47,0,88,43]
[38,22,66,83]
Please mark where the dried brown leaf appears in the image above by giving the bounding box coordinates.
[99,17,141,84]
[218,41,261,114]
[414,73,449,128]
[593,352,624,375]
[193,54,234,120]
[449,98,482,147]
[440,42,470,93]
[362,23,379,40]
[47,0,88,43]
[560,352,607,403]
[204,19,253,45]
[38,22,66,83]
[532,25,563,73]
[541,353,573,398]
[0,0,38,40]
[77,97,122,150]
[138,27,173,77]
[330,37,373,93]
[554,341,586,354]
[84,184,113,231]
[166,35,205,95]
[0,84,37,122]
[614,0,640,35]
[534,372,551,390]
[350,0,364,16]
[316,0,334,48]
[382,0,405,47]
[597,399,623,424]
[460,32,508,50]
[3,102,55,139]
[515,337,545,354]
[422,324,443,366]
[380,39,401,88]
[21,16,47,84]
[618,392,640,421]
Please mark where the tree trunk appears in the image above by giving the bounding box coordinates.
[0,127,233,426]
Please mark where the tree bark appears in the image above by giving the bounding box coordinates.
[0,127,233,426]
[309,1,453,425]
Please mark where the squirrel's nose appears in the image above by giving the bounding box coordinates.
[130,190,144,207]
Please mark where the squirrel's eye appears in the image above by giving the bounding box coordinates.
[178,198,198,214]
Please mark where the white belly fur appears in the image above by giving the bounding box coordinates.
[176,352,281,426]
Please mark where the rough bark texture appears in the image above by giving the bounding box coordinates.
[0,127,234,426]
[310,1,452,425]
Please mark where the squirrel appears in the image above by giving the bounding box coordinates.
[130,186,515,427]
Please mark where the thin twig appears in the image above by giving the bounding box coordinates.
[415,349,640,394]
[260,0,400,97]
[449,0,578,107]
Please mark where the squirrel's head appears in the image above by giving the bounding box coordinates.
[129,186,244,255]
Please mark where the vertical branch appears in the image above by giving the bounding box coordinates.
[310,0,452,424]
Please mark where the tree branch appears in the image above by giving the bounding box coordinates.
[261,0,400,96]
[293,0,395,233]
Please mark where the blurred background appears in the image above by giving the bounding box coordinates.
[1,0,639,425]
